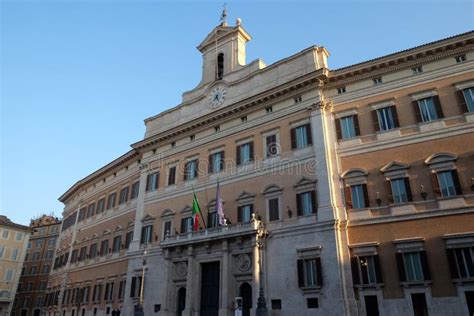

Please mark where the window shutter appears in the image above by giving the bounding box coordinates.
[372,110,380,132]
[404,178,413,202]
[306,124,313,145]
[391,106,400,128]
[208,154,213,173]
[432,95,444,118]
[296,193,302,216]
[344,186,353,209]
[395,253,406,282]
[451,170,463,195]
[373,255,383,283]
[249,204,254,217]
[193,160,198,178]
[237,206,242,223]
[130,277,136,298]
[297,259,305,287]
[183,162,188,181]
[446,249,459,279]
[236,145,241,165]
[310,191,317,213]
[431,173,441,197]
[249,142,254,162]
[145,175,150,191]
[335,118,342,140]
[316,257,323,287]
[290,128,297,149]
[419,251,431,280]
[220,151,225,171]
[362,184,370,207]
[385,180,393,203]
[353,115,361,136]
[413,101,422,123]
[350,257,361,285]
[456,89,468,113]
[140,227,145,244]
[180,218,185,233]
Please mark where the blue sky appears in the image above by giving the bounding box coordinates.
[1,0,472,225]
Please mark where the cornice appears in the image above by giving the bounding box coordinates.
[326,31,474,87]
[132,69,327,151]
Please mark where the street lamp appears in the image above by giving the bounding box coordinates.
[256,221,268,316]
[134,248,148,316]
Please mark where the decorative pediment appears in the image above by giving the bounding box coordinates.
[161,209,175,218]
[236,191,255,201]
[114,225,123,232]
[91,233,99,239]
[294,177,317,188]
[341,168,368,179]
[197,25,251,53]
[102,229,111,236]
[182,205,192,214]
[425,153,457,165]
[262,184,283,195]
[127,221,134,227]
[380,161,409,173]
[141,214,156,223]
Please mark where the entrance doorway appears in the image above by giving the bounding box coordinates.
[364,295,379,316]
[33,309,41,316]
[465,291,474,316]
[176,287,186,316]
[239,282,252,316]
[200,262,220,316]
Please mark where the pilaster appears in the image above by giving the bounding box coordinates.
[183,245,194,316]
[129,163,150,252]
[219,240,229,316]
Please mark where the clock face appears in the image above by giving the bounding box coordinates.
[208,85,227,109]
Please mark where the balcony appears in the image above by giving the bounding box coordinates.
[160,221,259,248]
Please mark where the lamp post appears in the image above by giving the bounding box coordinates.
[256,221,268,316]
[134,248,148,316]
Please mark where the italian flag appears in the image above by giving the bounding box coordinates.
[192,193,201,231]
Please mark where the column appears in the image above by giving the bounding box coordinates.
[219,240,229,316]
[251,238,260,316]
[129,164,150,252]
[183,245,194,316]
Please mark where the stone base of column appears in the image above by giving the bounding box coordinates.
[219,308,230,316]
[182,309,194,316]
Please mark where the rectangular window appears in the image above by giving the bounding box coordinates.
[42,264,50,274]
[78,208,86,221]
[86,203,95,218]
[461,87,474,113]
[297,258,322,288]
[403,252,424,282]
[118,280,126,300]
[337,86,346,94]
[351,184,368,209]
[207,212,218,228]
[390,178,411,204]
[104,282,114,301]
[265,134,278,158]
[96,198,105,214]
[11,248,19,261]
[125,231,133,249]
[0,246,4,258]
[236,142,254,165]
[100,239,109,256]
[112,236,122,252]
[140,225,153,244]
[30,266,37,275]
[412,66,423,74]
[411,293,428,316]
[180,217,193,233]
[71,249,78,262]
[447,247,474,279]
[238,204,253,223]
[296,191,316,216]
[184,160,198,181]
[375,106,398,131]
[107,192,116,210]
[209,151,224,173]
[351,255,382,285]
[89,243,97,258]
[167,166,176,185]
[163,221,172,239]
[437,171,458,197]
[2,230,9,239]
[79,247,87,261]
[131,181,140,199]
[119,186,129,204]
[268,198,279,221]
[16,232,23,241]
[455,55,467,63]
[336,115,360,140]
[372,77,382,85]
[146,172,159,191]
[5,269,14,281]
[307,298,319,309]
[291,124,312,149]
[130,277,142,298]
[415,96,443,122]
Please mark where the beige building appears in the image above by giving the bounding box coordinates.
[0,216,30,316]
[46,17,474,316]
[12,215,61,316]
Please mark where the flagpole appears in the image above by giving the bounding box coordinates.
[192,185,207,229]
[203,179,211,228]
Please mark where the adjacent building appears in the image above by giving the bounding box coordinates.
[46,18,474,316]
[0,216,30,316]
[12,215,61,316]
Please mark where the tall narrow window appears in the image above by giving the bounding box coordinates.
[168,166,176,185]
[119,186,129,204]
[296,191,317,216]
[184,160,198,181]
[236,142,254,165]
[291,124,313,149]
[265,134,278,158]
[373,106,399,131]
[146,172,159,191]
[335,115,360,140]
[238,204,253,223]
[209,151,224,173]
[130,181,140,199]
[217,53,224,80]
[140,225,153,245]
[458,87,474,113]
[434,170,462,198]
[413,96,443,122]
[268,198,279,221]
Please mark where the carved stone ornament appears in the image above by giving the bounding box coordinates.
[175,261,188,278]
[236,254,252,272]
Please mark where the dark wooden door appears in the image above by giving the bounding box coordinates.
[239,282,252,316]
[176,287,186,316]
[200,262,220,316]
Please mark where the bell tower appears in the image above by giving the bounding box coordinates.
[197,14,251,85]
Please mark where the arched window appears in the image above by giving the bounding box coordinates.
[217,53,224,80]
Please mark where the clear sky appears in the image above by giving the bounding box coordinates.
[1,0,473,225]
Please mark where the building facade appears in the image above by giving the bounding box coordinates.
[0,216,30,316]
[46,19,474,316]
[12,215,61,316]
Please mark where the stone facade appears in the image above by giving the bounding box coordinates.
[46,19,473,316]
